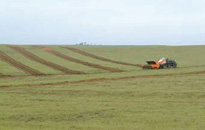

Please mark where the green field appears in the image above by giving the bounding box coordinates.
[0,45,205,130]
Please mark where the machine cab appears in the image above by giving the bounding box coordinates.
[157,58,167,65]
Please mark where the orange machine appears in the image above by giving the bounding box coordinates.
[142,58,177,69]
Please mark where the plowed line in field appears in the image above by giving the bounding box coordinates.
[0,50,44,75]
[64,47,141,67]
[1,64,205,79]
[1,70,205,88]
[42,47,122,72]
[179,65,205,68]
[0,73,4,76]
[9,46,84,74]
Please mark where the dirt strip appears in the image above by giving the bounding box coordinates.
[9,46,85,74]
[0,73,7,78]
[42,48,122,72]
[0,50,44,75]
[178,65,205,68]
[1,70,205,88]
[0,75,18,78]
[64,47,141,67]
[0,73,5,77]
[1,64,205,79]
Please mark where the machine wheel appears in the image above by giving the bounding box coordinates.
[159,65,164,69]
[167,63,176,68]
[166,59,177,68]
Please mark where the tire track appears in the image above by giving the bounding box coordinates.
[41,47,122,72]
[0,50,44,75]
[9,46,84,74]
[64,47,141,67]
[1,70,205,88]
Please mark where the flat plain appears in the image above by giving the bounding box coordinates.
[0,45,205,130]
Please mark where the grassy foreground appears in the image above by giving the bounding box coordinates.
[1,74,205,130]
[0,45,205,130]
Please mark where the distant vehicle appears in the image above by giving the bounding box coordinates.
[142,58,177,69]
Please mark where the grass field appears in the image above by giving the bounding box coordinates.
[0,44,205,130]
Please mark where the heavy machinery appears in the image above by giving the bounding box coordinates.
[142,58,177,69]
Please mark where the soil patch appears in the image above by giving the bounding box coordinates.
[1,70,205,88]
[63,47,141,67]
[0,50,44,75]
[42,47,122,72]
[9,46,84,74]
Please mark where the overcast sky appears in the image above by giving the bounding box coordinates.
[0,0,205,45]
